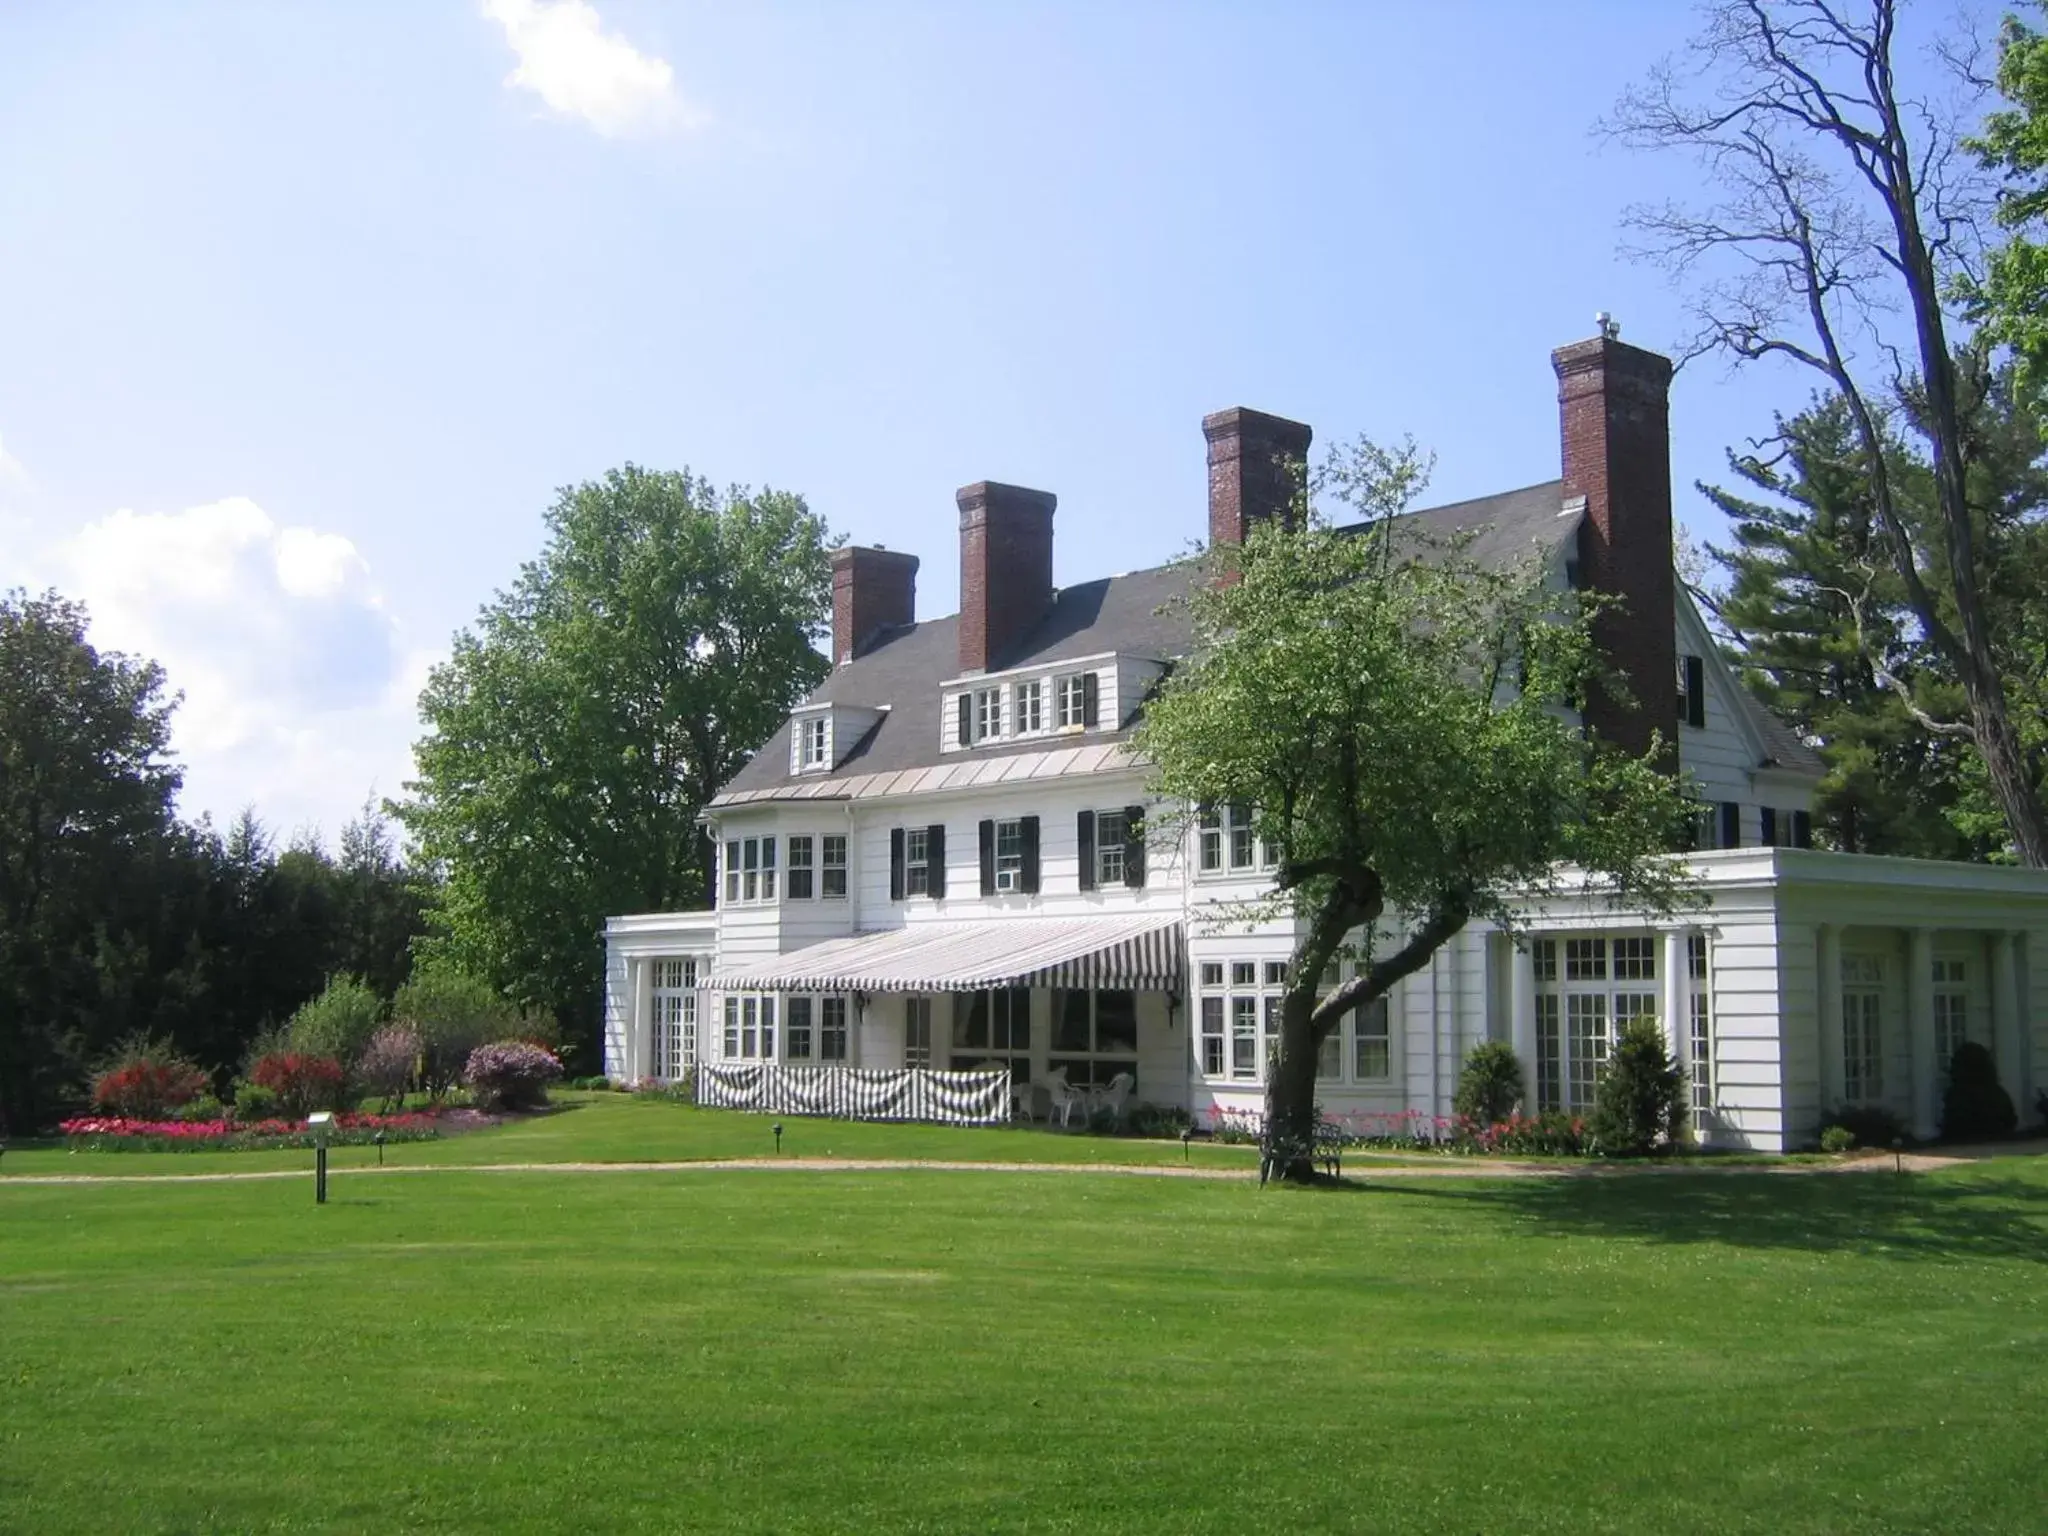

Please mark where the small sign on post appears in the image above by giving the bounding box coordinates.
[308,1112,333,1205]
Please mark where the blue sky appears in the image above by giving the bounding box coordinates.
[0,1,1893,840]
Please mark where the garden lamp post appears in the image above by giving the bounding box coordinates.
[374,1130,386,1167]
[773,1122,784,1156]
[309,1112,333,1204]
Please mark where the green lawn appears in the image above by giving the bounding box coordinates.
[2,1108,2045,1533]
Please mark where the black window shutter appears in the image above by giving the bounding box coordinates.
[1719,802,1741,848]
[1684,655,1706,728]
[1759,806,1778,846]
[1123,805,1146,888]
[1792,809,1813,849]
[956,694,971,747]
[978,819,997,896]
[889,827,906,901]
[1021,815,1040,894]
[1076,811,1096,891]
[1081,671,1099,727]
[927,823,947,897]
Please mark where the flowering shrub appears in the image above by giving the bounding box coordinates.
[58,1109,464,1152]
[92,1058,211,1119]
[249,1052,348,1117]
[463,1040,563,1111]
[357,1024,421,1110]
[1457,1110,1587,1156]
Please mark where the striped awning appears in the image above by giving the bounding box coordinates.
[709,913,1186,995]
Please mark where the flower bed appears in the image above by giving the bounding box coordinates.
[57,1109,485,1153]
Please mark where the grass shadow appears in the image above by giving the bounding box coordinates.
[1348,1166,2048,1265]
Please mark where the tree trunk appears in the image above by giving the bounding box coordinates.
[1263,984,1324,1184]
[1969,684,2048,868]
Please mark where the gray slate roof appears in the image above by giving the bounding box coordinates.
[715,477,1820,801]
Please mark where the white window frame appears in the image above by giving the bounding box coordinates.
[994,818,1024,890]
[723,836,778,905]
[1015,678,1045,735]
[1094,808,1127,886]
[1055,673,1088,729]
[1841,954,1884,1105]
[1687,934,1712,1126]
[787,835,815,900]
[652,958,698,1079]
[722,994,777,1061]
[1196,956,1378,1085]
[1932,956,1968,1077]
[821,835,848,899]
[1196,803,1268,876]
[904,827,933,898]
[974,686,1004,742]
[1534,934,1660,1112]
[904,996,933,1068]
[800,715,829,770]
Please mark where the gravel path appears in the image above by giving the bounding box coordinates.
[0,1149,1975,1187]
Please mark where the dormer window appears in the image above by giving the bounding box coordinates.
[974,686,1003,741]
[1056,671,1099,729]
[800,716,829,769]
[1015,678,1044,734]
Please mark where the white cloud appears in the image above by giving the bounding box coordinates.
[54,498,434,844]
[482,0,704,137]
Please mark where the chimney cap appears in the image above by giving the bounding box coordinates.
[1201,406,1314,452]
[955,481,1057,516]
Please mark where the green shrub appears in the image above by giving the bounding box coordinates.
[463,1041,563,1112]
[1126,1103,1194,1138]
[287,975,385,1069]
[233,1081,282,1121]
[395,962,524,1100]
[1588,1017,1687,1157]
[1453,1041,1525,1125]
[1819,1125,1857,1154]
[1829,1103,1909,1149]
[177,1095,229,1124]
[1940,1041,2018,1142]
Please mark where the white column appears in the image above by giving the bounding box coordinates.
[1661,929,1689,1073]
[1907,927,1938,1140]
[631,955,653,1083]
[1510,940,1537,1109]
[1816,924,1843,1115]
[1992,931,2024,1105]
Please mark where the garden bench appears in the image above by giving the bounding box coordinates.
[1257,1122,1345,1185]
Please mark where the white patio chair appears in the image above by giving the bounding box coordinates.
[1043,1068,1086,1130]
[1091,1072,1135,1126]
[1009,1079,1036,1122]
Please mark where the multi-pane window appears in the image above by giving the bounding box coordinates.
[1198,957,1384,1085]
[905,828,933,897]
[1197,804,1262,874]
[1230,996,1259,1080]
[1056,673,1089,728]
[787,836,815,899]
[974,686,1003,742]
[652,958,697,1079]
[1841,954,1884,1104]
[1688,934,1712,1122]
[1094,809,1127,886]
[1015,679,1044,734]
[821,836,848,899]
[800,716,829,769]
[786,997,814,1060]
[1352,996,1391,1080]
[723,836,777,904]
[820,997,849,1062]
[952,988,1031,1079]
[1051,988,1139,1090]
[722,995,777,1060]
[1932,957,1968,1077]
[994,819,1024,889]
[1535,934,1660,1112]
[903,997,932,1068]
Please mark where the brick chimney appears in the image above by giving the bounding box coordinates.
[831,545,919,665]
[1203,407,1314,547]
[1552,326,1678,765]
[957,481,1055,674]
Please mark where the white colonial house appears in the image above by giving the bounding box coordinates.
[603,327,2048,1151]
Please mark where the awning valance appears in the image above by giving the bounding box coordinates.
[709,913,1185,995]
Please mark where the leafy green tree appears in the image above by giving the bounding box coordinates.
[1974,5,2048,411]
[392,959,521,1099]
[1452,1041,1526,1127]
[399,469,834,1059]
[286,973,385,1067]
[0,591,186,1131]
[1135,446,1693,1181]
